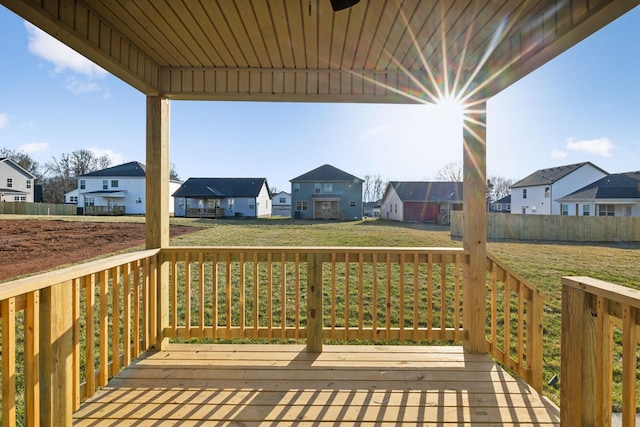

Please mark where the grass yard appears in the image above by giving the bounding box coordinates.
[165,216,640,407]
[2,215,639,409]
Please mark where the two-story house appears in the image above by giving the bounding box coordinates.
[77,161,182,215]
[510,162,608,215]
[173,177,272,218]
[290,164,363,220]
[0,157,36,203]
[271,191,292,217]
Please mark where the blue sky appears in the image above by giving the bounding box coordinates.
[0,6,638,192]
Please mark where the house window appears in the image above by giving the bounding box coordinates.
[496,204,502,211]
[70,196,78,203]
[350,201,356,207]
[7,178,12,188]
[249,203,255,210]
[228,199,235,210]
[506,204,510,210]
[178,198,185,209]
[314,183,321,194]
[296,201,308,211]
[394,204,397,213]
[523,189,527,199]
[544,187,550,198]
[624,206,632,216]
[14,195,25,201]
[583,205,590,216]
[598,204,615,217]
[293,183,300,194]
[26,179,32,189]
[103,180,108,190]
[111,180,119,188]
[80,180,86,189]
[279,197,286,203]
[85,197,94,207]
[561,204,568,216]
[323,183,333,192]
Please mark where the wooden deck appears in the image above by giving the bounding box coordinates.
[72,344,559,426]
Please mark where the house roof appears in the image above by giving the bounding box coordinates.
[387,181,463,202]
[557,172,640,201]
[290,164,363,183]
[79,161,146,178]
[511,162,607,188]
[173,178,269,198]
[495,195,511,204]
[0,157,37,179]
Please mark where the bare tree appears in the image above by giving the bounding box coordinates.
[487,175,513,202]
[435,161,463,182]
[43,149,113,203]
[362,174,386,202]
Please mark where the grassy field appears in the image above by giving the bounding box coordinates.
[5,215,640,408]
[165,216,640,407]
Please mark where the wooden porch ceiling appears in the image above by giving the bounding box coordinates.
[2,0,637,104]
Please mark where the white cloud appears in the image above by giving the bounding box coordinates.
[551,149,568,159]
[566,137,615,157]
[88,147,127,166]
[0,113,8,128]
[359,123,392,143]
[18,142,49,153]
[25,22,107,78]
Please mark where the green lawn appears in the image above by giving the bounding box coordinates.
[166,216,640,407]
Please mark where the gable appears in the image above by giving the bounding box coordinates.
[511,162,607,188]
[79,161,146,178]
[0,157,37,179]
[559,172,640,201]
[291,164,363,183]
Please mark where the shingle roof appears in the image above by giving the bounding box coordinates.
[388,181,463,202]
[79,161,146,178]
[511,162,607,188]
[172,178,269,198]
[290,164,363,183]
[558,172,640,201]
[495,194,511,204]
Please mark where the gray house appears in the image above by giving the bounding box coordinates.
[290,164,364,220]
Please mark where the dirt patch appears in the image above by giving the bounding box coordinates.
[0,219,199,282]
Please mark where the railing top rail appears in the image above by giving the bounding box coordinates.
[0,248,160,301]
[562,276,640,309]
[487,252,549,300]
[164,246,468,254]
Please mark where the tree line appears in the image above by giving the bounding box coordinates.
[1,148,179,204]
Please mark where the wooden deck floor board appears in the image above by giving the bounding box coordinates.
[73,344,559,426]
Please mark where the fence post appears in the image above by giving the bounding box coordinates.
[307,253,323,353]
[40,281,73,426]
[561,283,597,426]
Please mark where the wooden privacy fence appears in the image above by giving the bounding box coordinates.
[451,211,640,242]
[0,202,77,216]
[561,276,640,426]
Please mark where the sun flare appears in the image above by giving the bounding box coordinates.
[434,95,465,127]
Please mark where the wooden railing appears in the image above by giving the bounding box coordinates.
[561,276,640,426]
[0,250,159,426]
[0,245,553,426]
[161,247,468,347]
[485,253,546,393]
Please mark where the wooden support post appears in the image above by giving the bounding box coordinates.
[307,254,323,353]
[462,101,487,353]
[40,281,73,426]
[560,285,597,426]
[146,95,170,348]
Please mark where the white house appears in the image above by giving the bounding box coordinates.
[65,189,79,204]
[172,178,272,218]
[272,191,291,217]
[510,162,608,215]
[556,171,640,217]
[0,157,36,203]
[77,161,182,215]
